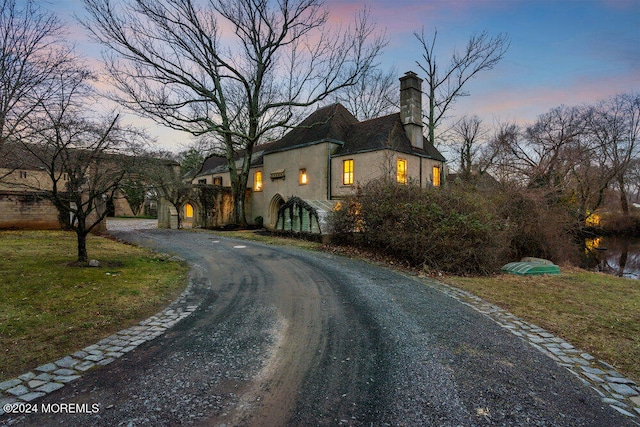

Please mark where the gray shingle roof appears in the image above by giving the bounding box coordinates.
[196,103,446,177]
[263,103,358,154]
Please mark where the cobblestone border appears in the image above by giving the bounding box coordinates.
[423,278,640,423]
[0,262,209,416]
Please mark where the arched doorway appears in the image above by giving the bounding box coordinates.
[183,202,194,228]
[268,194,285,228]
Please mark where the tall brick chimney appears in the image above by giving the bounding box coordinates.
[399,71,424,150]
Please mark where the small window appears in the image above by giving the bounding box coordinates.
[343,159,354,185]
[19,170,27,179]
[397,159,407,184]
[299,168,308,185]
[213,176,222,186]
[254,171,263,192]
[432,166,441,187]
[198,179,207,184]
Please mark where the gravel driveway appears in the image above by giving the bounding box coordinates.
[3,226,633,426]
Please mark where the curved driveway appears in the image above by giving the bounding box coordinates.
[6,228,633,426]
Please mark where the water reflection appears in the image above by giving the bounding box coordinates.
[585,236,640,279]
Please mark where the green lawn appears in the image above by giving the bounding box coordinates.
[0,230,188,381]
[442,268,640,384]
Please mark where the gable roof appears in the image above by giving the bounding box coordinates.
[263,103,358,154]
[198,154,229,176]
[197,139,280,176]
[195,102,446,177]
[332,113,445,162]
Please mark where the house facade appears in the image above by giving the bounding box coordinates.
[194,71,447,233]
[0,143,147,230]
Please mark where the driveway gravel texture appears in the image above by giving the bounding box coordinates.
[2,226,633,426]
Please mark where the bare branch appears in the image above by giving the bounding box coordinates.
[81,0,386,225]
[414,28,509,146]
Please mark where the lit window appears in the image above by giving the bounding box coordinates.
[397,159,407,184]
[299,168,308,185]
[213,176,222,186]
[343,159,354,185]
[254,171,263,191]
[432,166,441,187]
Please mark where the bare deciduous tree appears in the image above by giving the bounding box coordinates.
[415,29,509,147]
[491,100,639,223]
[82,0,386,226]
[139,151,192,230]
[496,105,585,191]
[449,115,493,177]
[15,64,139,262]
[586,93,640,215]
[0,0,73,153]
[484,120,520,185]
[334,67,398,120]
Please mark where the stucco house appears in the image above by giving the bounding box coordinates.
[0,142,151,230]
[193,71,447,233]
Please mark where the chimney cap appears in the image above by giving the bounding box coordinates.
[400,71,423,84]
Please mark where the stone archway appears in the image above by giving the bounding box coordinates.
[182,202,196,228]
[268,194,285,228]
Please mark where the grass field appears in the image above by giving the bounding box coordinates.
[0,230,188,381]
[442,268,640,384]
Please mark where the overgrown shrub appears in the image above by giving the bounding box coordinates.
[328,179,581,275]
[601,212,640,237]
[329,179,507,274]
[493,187,581,265]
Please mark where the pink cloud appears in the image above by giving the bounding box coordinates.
[457,71,640,125]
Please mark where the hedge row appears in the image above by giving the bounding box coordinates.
[329,179,579,275]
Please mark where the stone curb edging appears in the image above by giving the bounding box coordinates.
[423,278,640,424]
[0,262,209,416]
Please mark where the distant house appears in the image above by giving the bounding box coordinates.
[192,71,447,233]
[0,142,151,230]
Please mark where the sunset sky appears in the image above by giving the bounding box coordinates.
[47,0,640,151]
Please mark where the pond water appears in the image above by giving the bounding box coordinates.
[585,236,640,279]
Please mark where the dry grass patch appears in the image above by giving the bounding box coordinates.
[442,267,640,383]
[207,229,322,250]
[0,230,188,381]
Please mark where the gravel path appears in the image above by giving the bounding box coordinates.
[1,225,634,426]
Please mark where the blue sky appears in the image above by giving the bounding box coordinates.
[329,0,640,123]
[46,0,640,150]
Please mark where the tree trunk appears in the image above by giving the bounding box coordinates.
[174,203,183,229]
[618,176,629,216]
[234,185,247,227]
[77,231,88,263]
